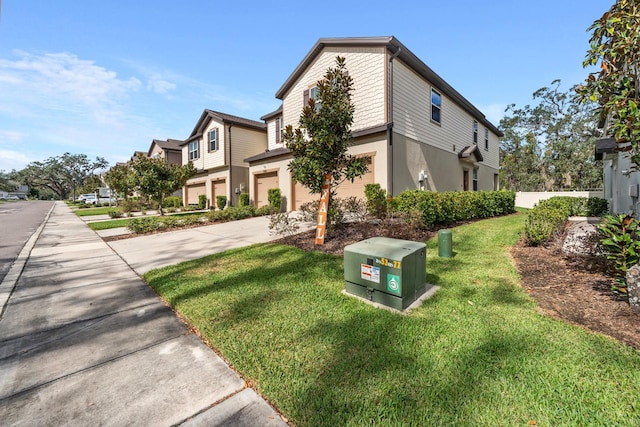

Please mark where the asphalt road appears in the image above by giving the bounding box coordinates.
[0,200,54,283]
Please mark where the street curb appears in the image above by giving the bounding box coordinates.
[0,203,55,319]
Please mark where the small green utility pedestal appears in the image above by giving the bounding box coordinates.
[438,229,452,258]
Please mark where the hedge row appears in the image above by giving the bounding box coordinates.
[524,196,609,246]
[392,190,516,227]
[127,205,279,234]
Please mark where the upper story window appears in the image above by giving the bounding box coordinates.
[473,121,478,144]
[188,140,199,160]
[304,86,322,111]
[431,89,441,124]
[153,152,160,159]
[484,128,489,150]
[209,128,218,151]
[275,117,283,145]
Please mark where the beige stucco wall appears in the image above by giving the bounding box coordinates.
[281,46,387,134]
[392,133,499,194]
[392,59,500,171]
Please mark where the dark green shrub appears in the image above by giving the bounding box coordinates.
[216,195,227,210]
[227,206,255,220]
[394,189,516,228]
[364,183,387,219]
[256,205,280,216]
[128,217,160,234]
[587,197,609,217]
[268,188,281,210]
[198,194,208,210]
[107,209,123,219]
[598,214,640,293]
[239,193,250,207]
[163,196,183,208]
[524,206,568,246]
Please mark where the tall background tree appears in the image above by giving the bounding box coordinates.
[18,153,108,199]
[500,80,602,191]
[577,0,640,167]
[282,56,368,229]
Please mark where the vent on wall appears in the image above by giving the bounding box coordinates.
[629,184,639,198]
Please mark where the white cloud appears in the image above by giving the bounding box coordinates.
[0,149,30,171]
[0,50,162,167]
[147,76,177,94]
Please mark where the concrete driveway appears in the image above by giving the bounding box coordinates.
[106,215,292,275]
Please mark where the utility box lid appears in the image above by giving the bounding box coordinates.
[344,237,427,310]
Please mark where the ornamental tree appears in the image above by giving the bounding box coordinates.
[104,163,135,202]
[282,56,368,233]
[128,154,196,215]
[577,0,640,167]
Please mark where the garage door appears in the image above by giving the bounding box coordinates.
[335,166,374,200]
[186,183,206,205]
[292,180,317,210]
[255,171,279,208]
[211,179,226,208]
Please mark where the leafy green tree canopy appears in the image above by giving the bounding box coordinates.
[104,163,135,201]
[129,154,196,215]
[500,80,602,191]
[19,153,108,200]
[283,56,368,196]
[577,0,640,166]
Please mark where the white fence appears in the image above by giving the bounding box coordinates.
[515,191,605,209]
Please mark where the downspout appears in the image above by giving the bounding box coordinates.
[387,45,401,196]
[228,123,233,207]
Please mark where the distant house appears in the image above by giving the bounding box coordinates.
[147,139,183,166]
[245,36,502,210]
[180,109,267,207]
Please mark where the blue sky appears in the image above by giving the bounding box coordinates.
[0,0,613,171]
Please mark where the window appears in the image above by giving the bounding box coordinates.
[275,117,283,144]
[484,128,489,150]
[153,153,160,159]
[188,140,199,160]
[310,86,321,111]
[473,168,478,191]
[209,129,218,151]
[431,89,441,123]
[473,121,478,144]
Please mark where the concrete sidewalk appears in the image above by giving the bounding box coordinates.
[0,201,287,426]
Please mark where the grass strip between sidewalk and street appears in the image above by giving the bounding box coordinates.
[144,212,640,426]
[73,206,121,216]
[87,218,131,230]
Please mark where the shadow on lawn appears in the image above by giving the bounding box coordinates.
[290,307,535,425]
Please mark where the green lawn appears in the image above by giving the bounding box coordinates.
[74,206,121,216]
[87,218,130,230]
[144,212,640,426]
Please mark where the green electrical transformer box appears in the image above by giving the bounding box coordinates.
[344,237,427,311]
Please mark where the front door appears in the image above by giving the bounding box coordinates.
[463,170,469,191]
